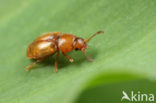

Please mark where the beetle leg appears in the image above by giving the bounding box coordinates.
[62,53,74,63]
[55,51,60,72]
[25,59,44,71]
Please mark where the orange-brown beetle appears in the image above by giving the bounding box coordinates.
[26,31,104,72]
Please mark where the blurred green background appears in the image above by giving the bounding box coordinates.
[0,0,156,103]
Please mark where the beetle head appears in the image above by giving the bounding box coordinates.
[73,38,87,51]
[73,30,104,62]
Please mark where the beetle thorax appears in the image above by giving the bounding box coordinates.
[58,34,76,53]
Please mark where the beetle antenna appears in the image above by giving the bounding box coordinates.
[82,50,94,62]
[85,30,104,43]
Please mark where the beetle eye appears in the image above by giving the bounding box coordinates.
[75,48,79,51]
[74,38,78,42]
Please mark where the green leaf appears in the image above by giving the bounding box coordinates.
[0,0,156,103]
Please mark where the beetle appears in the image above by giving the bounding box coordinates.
[26,30,104,72]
